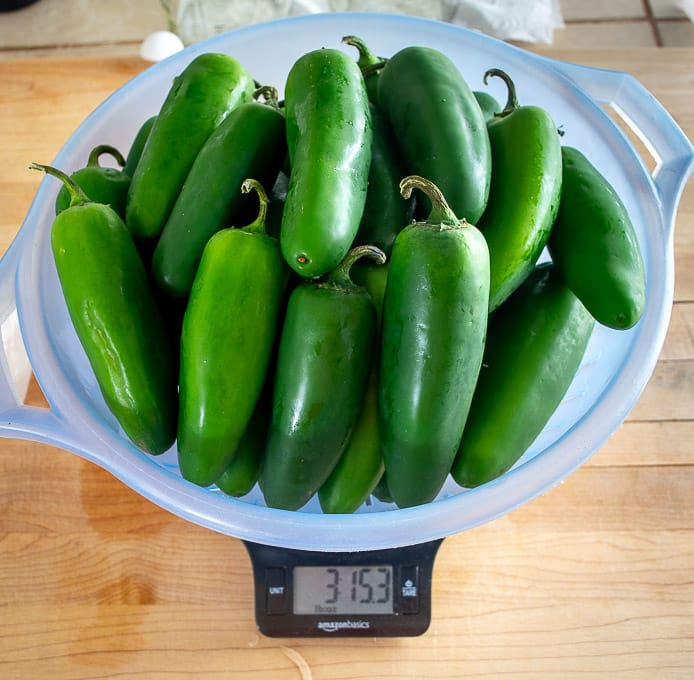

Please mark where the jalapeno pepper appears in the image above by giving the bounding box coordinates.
[280,48,372,278]
[473,90,500,122]
[477,68,563,311]
[126,52,255,243]
[379,176,490,509]
[342,34,384,103]
[55,144,130,219]
[317,261,389,514]
[122,115,156,177]
[451,263,595,488]
[547,145,646,330]
[371,472,393,504]
[178,179,289,487]
[152,91,286,298]
[214,378,273,498]
[260,245,386,511]
[377,46,491,223]
[32,162,177,455]
[352,107,415,257]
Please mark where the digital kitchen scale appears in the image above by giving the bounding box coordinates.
[244,539,443,637]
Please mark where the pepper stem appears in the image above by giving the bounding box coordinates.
[29,162,90,208]
[240,178,269,235]
[342,35,381,69]
[253,85,280,109]
[87,144,126,168]
[483,68,519,117]
[326,245,386,288]
[400,175,460,227]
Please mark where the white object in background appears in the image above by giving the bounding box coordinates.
[448,0,564,44]
[140,30,185,62]
[679,0,694,22]
[162,0,564,45]
[161,0,301,44]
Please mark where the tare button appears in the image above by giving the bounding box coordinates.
[398,565,420,614]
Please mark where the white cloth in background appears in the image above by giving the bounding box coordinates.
[299,1,564,44]
[165,0,565,46]
[446,0,564,44]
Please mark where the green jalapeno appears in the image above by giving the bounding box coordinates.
[318,261,389,514]
[122,115,156,177]
[55,144,130,219]
[152,91,286,298]
[342,34,384,103]
[548,146,646,330]
[342,36,413,257]
[473,90,500,122]
[371,471,393,504]
[379,176,490,509]
[377,46,491,223]
[126,52,255,243]
[477,68,563,311]
[452,263,595,488]
[260,245,386,511]
[280,48,372,278]
[352,106,415,257]
[214,378,273,498]
[32,162,177,455]
[178,180,289,487]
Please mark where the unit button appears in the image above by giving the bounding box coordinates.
[265,567,288,615]
[398,565,420,614]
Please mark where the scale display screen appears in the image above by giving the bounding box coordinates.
[293,565,394,615]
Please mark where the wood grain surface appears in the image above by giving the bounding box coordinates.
[0,48,693,679]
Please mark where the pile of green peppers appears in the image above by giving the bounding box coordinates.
[33,36,646,513]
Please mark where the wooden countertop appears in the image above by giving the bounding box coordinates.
[1,48,693,679]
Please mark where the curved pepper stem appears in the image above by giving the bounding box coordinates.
[253,85,280,109]
[87,144,126,169]
[400,175,460,227]
[326,244,387,289]
[342,34,381,69]
[240,178,270,235]
[483,68,519,117]
[29,162,90,208]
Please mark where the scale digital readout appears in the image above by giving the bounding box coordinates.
[243,539,443,637]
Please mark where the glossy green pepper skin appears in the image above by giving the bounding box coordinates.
[122,115,156,177]
[55,144,130,219]
[281,48,372,278]
[34,163,177,455]
[352,106,415,257]
[452,263,595,488]
[152,98,286,298]
[214,379,273,498]
[318,261,389,514]
[126,52,255,242]
[260,245,386,511]
[342,34,383,103]
[478,69,563,311]
[178,180,289,487]
[377,46,491,223]
[379,177,490,509]
[371,471,393,504]
[548,146,646,330]
[473,90,500,122]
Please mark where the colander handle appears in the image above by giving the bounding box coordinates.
[0,236,92,453]
[549,59,694,230]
